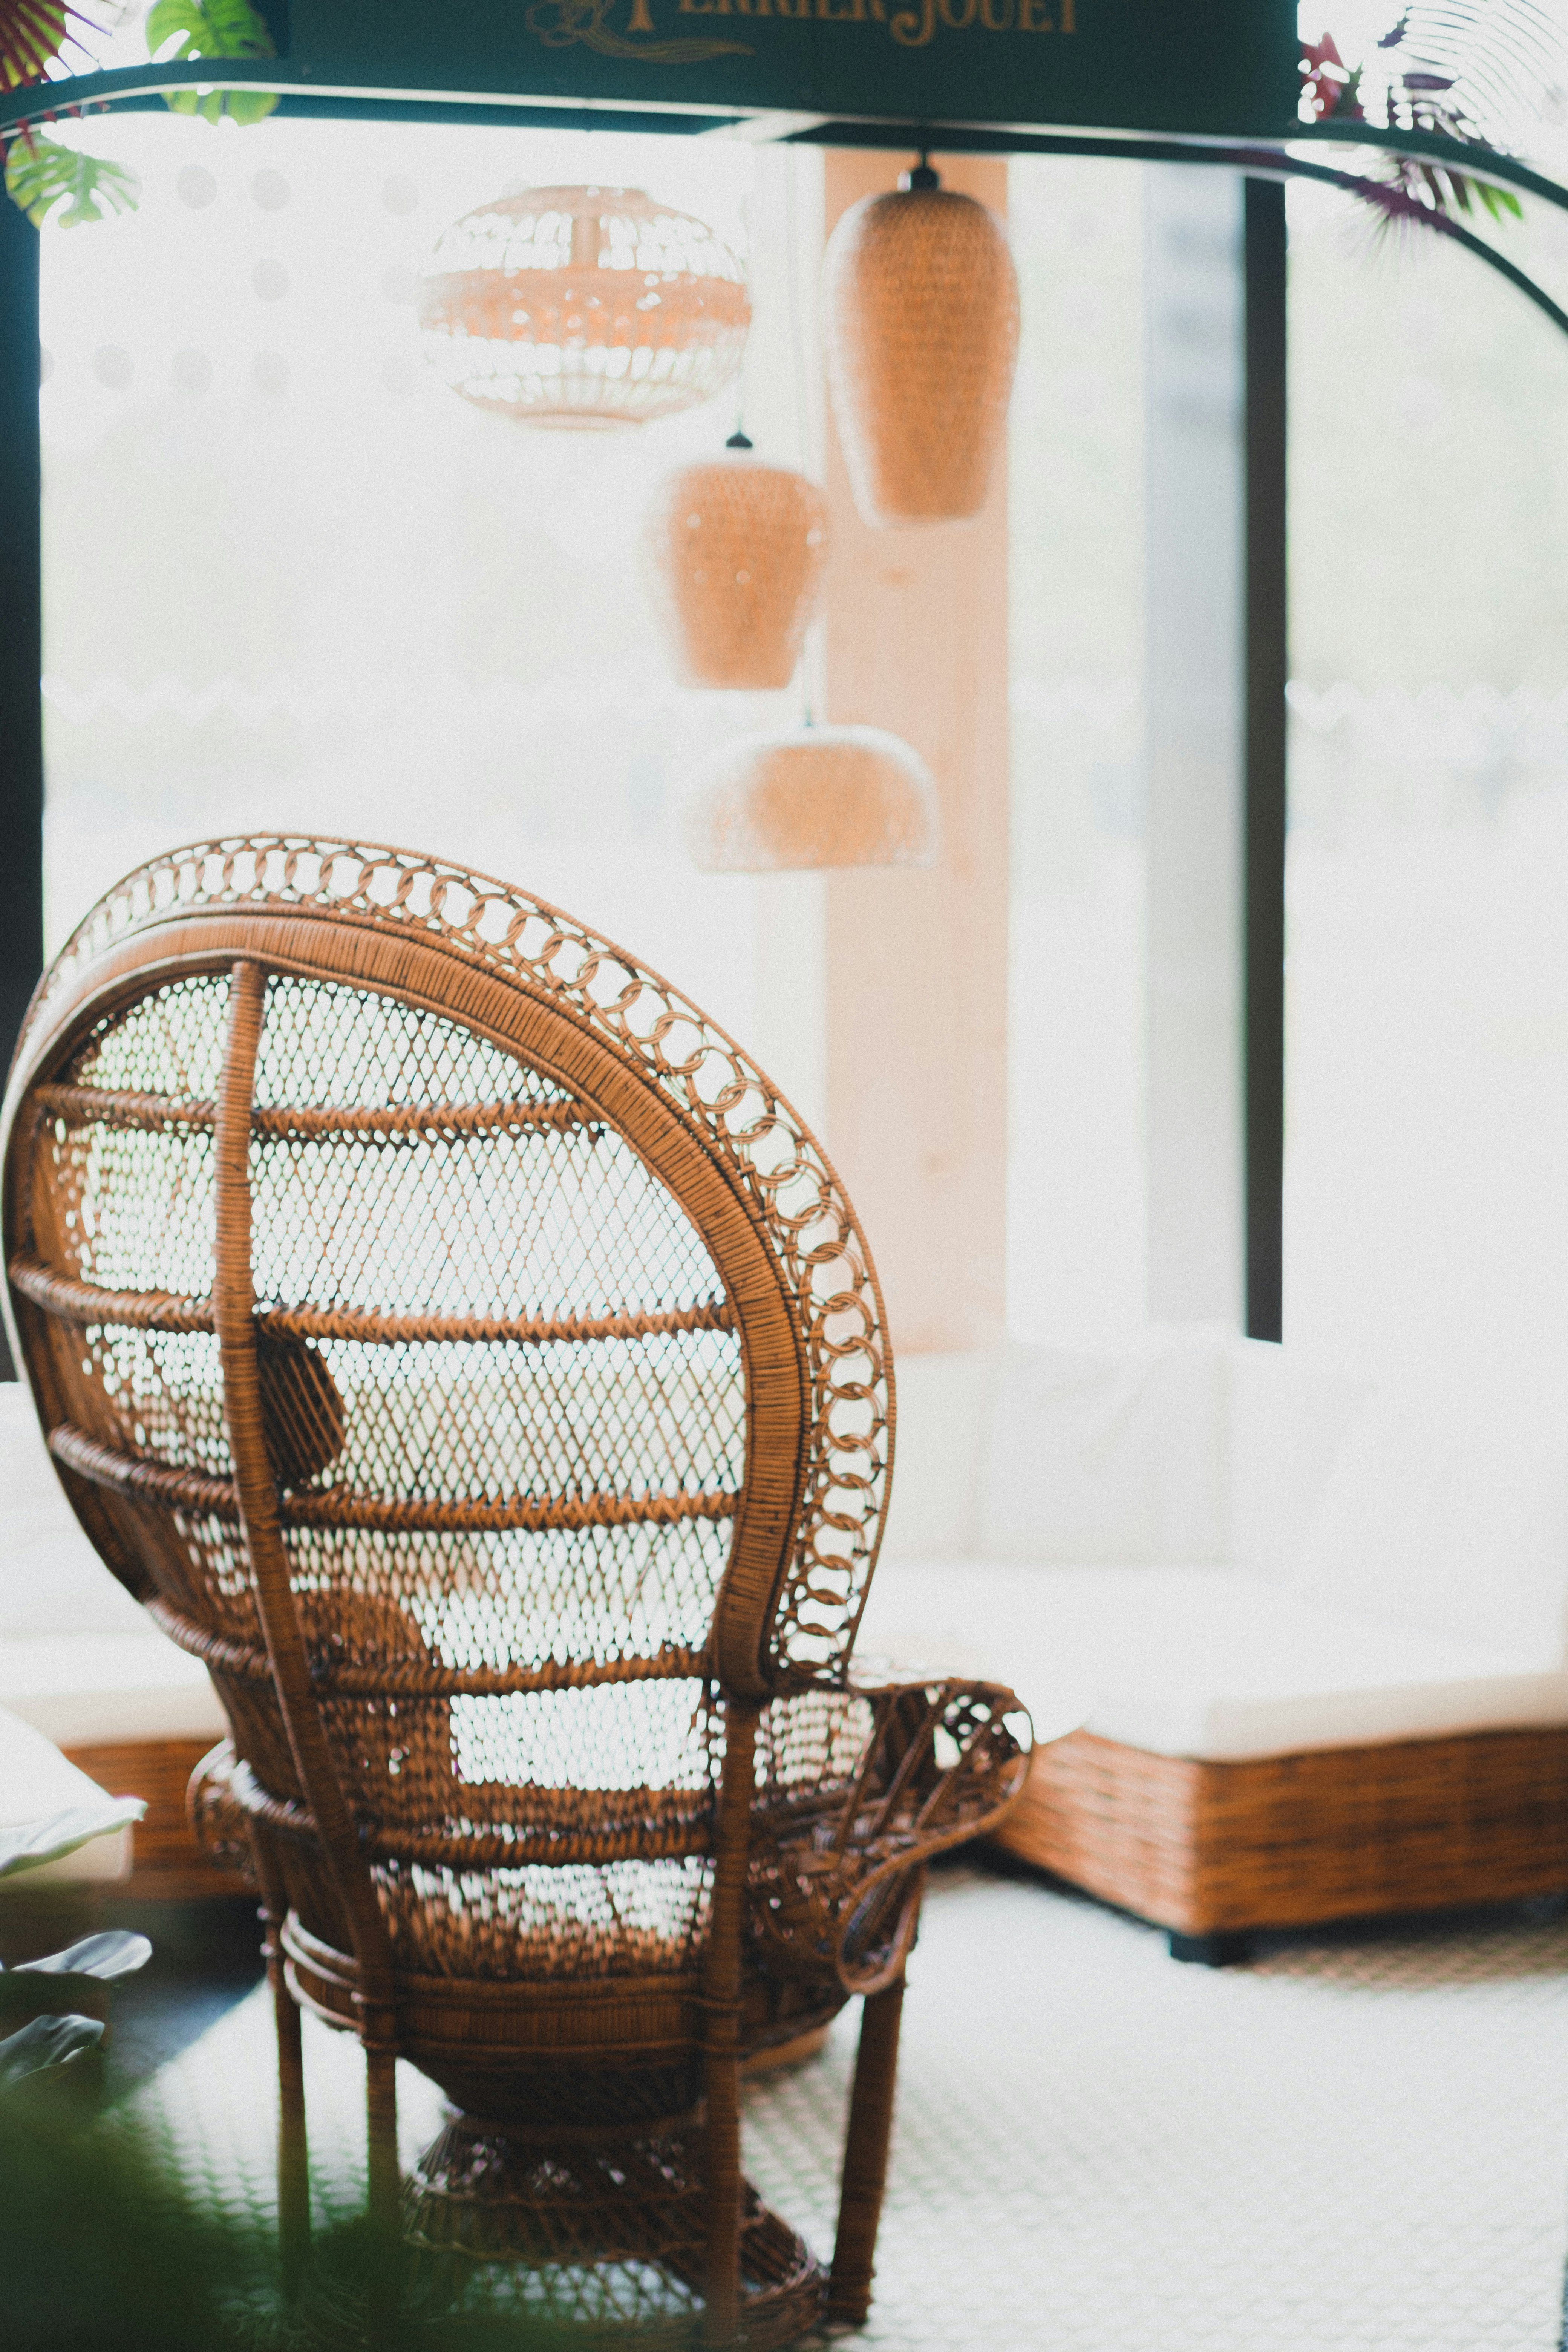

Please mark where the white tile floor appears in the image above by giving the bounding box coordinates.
[126,1867,1568,2350]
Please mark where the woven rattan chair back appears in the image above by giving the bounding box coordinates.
[2,840,1029,2346]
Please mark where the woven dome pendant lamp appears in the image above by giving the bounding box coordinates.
[823,159,1019,527]
[642,433,829,690]
[417,185,750,427]
[686,724,938,871]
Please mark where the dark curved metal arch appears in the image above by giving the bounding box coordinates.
[782,124,1568,340]
[6,60,1564,339]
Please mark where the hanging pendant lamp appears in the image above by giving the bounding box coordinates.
[642,434,828,690]
[823,161,1019,527]
[417,185,750,428]
[685,725,937,873]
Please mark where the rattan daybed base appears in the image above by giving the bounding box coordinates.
[991,1723,1568,1961]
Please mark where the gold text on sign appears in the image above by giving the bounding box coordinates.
[675,0,1076,38]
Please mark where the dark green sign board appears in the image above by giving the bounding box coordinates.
[0,0,1302,143]
[281,0,1299,136]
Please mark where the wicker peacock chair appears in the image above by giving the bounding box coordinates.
[0,838,1031,2344]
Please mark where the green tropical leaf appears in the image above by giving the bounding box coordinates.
[145,0,279,124]
[9,1929,153,1983]
[0,2012,103,2091]
[4,134,141,226]
[1473,176,1525,223]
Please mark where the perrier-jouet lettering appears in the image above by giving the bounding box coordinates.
[674,0,1075,37]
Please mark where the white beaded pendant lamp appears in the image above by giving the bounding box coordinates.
[685,725,938,873]
[823,158,1019,526]
[642,432,829,691]
[417,185,750,427]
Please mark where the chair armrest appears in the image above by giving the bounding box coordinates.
[187,1738,259,1888]
[750,1673,1032,1994]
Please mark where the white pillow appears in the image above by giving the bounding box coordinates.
[975,1335,1231,1564]
[1288,1374,1568,1661]
[0,1384,148,1638]
[1226,1341,1371,1580]
[880,1349,1003,1561]
[0,1703,138,1884]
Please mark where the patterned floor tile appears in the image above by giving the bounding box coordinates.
[120,1866,1568,2349]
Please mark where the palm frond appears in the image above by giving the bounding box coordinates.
[0,0,119,93]
[0,1,69,92]
[1381,2,1563,144]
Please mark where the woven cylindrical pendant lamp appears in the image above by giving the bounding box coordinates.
[685,726,937,873]
[417,185,750,427]
[642,437,828,690]
[823,162,1019,527]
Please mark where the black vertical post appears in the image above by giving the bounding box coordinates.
[0,195,44,1089]
[1243,178,1288,1344]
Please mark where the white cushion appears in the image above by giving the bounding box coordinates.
[1226,1341,1371,1579]
[0,1704,138,1886]
[0,1632,228,1747]
[880,1348,1002,1561]
[0,1383,147,1637]
[1289,1375,1568,1661]
[854,1559,1568,1762]
[974,1336,1230,1564]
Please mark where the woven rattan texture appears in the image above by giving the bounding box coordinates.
[5,839,1031,2340]
[16,837,889,1685]
[824,188,1019,528]
[416,187,750,428]
[998,1726,1568,1935]
[642,459,828,690]
[684,727,939,874]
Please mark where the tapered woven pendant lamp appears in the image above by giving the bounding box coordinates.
[642,435,828,689]
[685,725,937,872]
[824,162,1019,527]
[417,185,750,427]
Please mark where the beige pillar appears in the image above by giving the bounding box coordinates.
[820,152,1011,1357]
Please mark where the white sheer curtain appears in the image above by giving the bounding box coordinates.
[1285,165,1568,1385]
[39,113,822,1106]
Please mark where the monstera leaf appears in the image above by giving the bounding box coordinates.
[145,0,278,123]
[3,132,140,226]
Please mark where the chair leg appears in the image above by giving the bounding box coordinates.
[270,1938,310,2300]
[703,2038,744,2347]
[255,1866,311,2303]
[365,2039,401,2344]
[827,1976,906,2328]
[701,1700,759,2347]
[1168,1929,1251,1967]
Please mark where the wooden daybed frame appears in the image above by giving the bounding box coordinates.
[74,1717,1568,1972]
[993,1723,1568,1960]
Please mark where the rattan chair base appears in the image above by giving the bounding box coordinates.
[399,2115,825,2346]
[991,1723,1568,1936]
